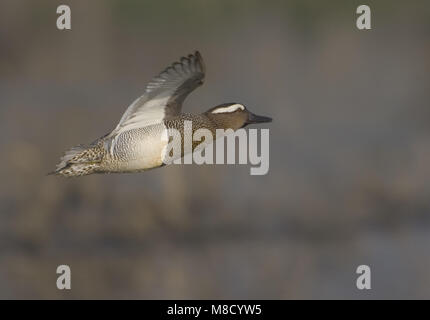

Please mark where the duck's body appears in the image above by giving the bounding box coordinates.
[52,52,271,177]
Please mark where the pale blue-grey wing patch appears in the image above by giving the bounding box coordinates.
[111,51,205,137]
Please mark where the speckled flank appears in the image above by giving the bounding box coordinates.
[105,123,168,172]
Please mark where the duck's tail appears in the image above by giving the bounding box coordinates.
[49,145,103,177]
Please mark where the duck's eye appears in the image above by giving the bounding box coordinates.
[212,104,245,114]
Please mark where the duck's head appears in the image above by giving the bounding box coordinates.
[205,103,272,130]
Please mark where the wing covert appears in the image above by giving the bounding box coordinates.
[111,51,205,135]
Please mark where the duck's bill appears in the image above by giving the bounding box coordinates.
[247,112,272,124]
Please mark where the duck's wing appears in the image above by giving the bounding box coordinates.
[110,51,205,137]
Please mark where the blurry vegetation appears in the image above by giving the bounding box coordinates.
[0,0,430,299]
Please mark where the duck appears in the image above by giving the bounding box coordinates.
[51,51,272,177]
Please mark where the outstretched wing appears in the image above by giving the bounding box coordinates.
[110,51,205,136]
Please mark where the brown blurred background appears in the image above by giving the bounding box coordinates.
[0,0,429,299]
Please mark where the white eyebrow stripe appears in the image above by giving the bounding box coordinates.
[212,104,245,114]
